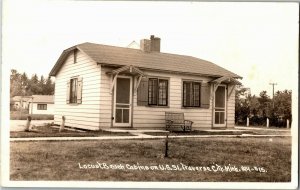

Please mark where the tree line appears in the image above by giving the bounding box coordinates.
[10,69,55,97]
[235,88,292,127]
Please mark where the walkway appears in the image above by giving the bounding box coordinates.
[235,126,290,132]
[10,133,291,142]
[9,120,291,142]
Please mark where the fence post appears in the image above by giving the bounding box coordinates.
[266,118,269,128]
[287,119,290,128]
[246,117,249,127]
[59,116,65,132]
[24,116,32,132]
[164,133,169,158]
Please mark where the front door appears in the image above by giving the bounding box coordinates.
[113,76,132,127]
[213,85,227,128]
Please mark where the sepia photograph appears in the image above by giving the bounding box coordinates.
[1,0,298,189]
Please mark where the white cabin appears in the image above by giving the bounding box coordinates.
[49,35,242,130]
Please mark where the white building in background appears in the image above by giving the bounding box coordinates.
[28,95,54,115]
[10,96,32,110]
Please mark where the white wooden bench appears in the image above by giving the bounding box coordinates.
[165,112,193,132]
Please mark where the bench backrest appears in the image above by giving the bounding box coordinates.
[165,112,185,124]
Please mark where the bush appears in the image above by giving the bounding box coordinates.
[10,112,54,120]
[238,115,289,128]
[249,116,266,126]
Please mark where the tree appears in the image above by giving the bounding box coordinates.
[273,90,292,121]
[258,91,271,117]
[38,75,45,94]
[235,87,292,127]
[248,95,260,116]
[10,69,55,97]
[10,70,22,97]
[235,87,251,124]
[28,74,42,95]
[44,76,55,95]
[20,72,30,95]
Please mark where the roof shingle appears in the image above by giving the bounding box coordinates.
[31,95,54,103]
[50,42,241,79]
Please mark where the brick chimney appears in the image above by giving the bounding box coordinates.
[140,35,160,53]
[140,39,151,52]
[150,35,160,52]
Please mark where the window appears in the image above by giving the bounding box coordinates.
[67,77,83,104]
[148,78,168,106]
[70,78,78,103]
[37,104,47,110]
[183,81,201,107]
[74,49,78,63]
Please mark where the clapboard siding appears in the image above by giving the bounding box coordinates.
[227,88,235,128]
[54,108,101,113]
[98,67,113,128]
[55,80,101,88]
[132,70,213,129]
[98,67,215,129]
[53,50,101,130]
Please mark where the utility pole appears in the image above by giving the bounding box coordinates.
[269,83,277,108]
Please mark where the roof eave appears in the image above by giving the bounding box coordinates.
[99,62,241,79]
[49,46,78,76]
[32,102,54,103]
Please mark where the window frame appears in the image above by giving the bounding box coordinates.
[37,104,47,110]
[69,78,78,104]
[182,80,202,108]
[148,77,169,107]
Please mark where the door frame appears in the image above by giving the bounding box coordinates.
[113,75,132,127]
[213,84,227,128]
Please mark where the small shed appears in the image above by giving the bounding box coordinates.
[28,95,54,115]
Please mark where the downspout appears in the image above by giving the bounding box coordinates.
[226,85,228,128]
[211,84,214,128]
[98,64,102,130]
[110,74,114,128]
[131,76,135,128]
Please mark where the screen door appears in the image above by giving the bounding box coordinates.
[213,85,227,127]
[113,76,132,127]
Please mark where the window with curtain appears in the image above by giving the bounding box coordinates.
[148,78,168,106]
[183,81,201,107]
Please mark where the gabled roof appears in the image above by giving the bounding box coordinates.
[31,95,54,103]
[50,42,242,79]
[11,96,32,102]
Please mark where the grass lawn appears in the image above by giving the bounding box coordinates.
[10,112,54,120]
[10,137,291,182]
[10,125,134,138]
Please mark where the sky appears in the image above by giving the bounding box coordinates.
[2,0,299,96]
